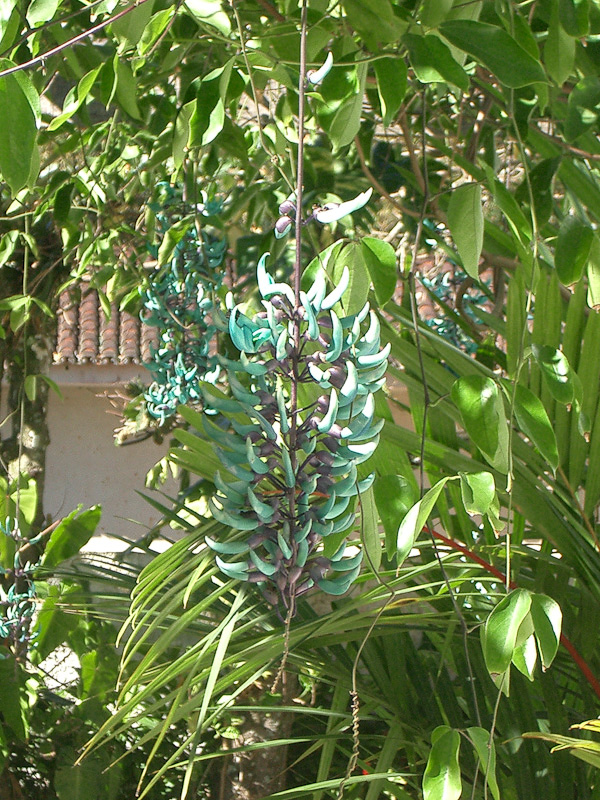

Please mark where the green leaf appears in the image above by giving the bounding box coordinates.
[440,20,546,88]
[26,0,60,27]
[467,728,500,800]
[360,484,381,572]
[404,33,469,91]
[397,477,455,566]
[0,63,38,194]
[373,474,418,559]
[447,183,483,279]
[532,344,578,405]
[420,0,454,27]
[423,726,462,800]
[185,0,230,34]
[459,471,495,515]
[559,0,590,36]
[157,216,193,266]
[33,584,80,661]
[0,0,18,41]
[361,237,396,305]
[481,588,532,694]
[564,77,600,142]
[112,0,155,46]
[451,376,509,474]
[587,236,600,310]
[42,506,101,568]
[0,658,31,739]
[115,59,141,119]
[189,65,231,147]
[0,228,18,266]
[555,215,593,286]
[54,747,103,800]
[374,57,406,127]
[512,383,559,472]
[545,4,575,86]
[47,65,102,131]
[24,374,36,401]
[327,61,367,150]
[530,593,562,669]
[342,0,406,46]
[332,242,370,316]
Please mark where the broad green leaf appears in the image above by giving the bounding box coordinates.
[512,633,538,681]
[451,376,509,474]
[115,59,141,119]
[423,726,462,800]
[361,237,397,305]
[26,0,60,27]
[440,20,546,88]
[332,242,370,315]
[327,61,367,150]
[459,471,495,515]
[564,77,600,141]
[112,0,155,46]
[42,506,101,568]
[397,477,455,566]
[532,344,578,404]
[0,63,38,193]
[360,484,381,572]
[33,584,80,661]
[342,0,406,46]
[420,0,454,27]
[559,0,590,36]
[374,57,406,127]
[404,33,469,91]
[157,216,193,265]
[4,474,37,527]
[481,588,532,694]
[47,65,102,131]
[185,0,230,34]
[173,100,193,168]
[0,0,17,40]
[530,593,562,669]
[587,236,600,309]
[189,68,227,147]
[555,215,593,285]
[0,228,18,266]
[545,4,575,85]
[512,383,559,472]
[0,657,30,739]
[467,728,499,800]
[447,183,483,279]
[373,474,418,559]
[54,747,104,800]
[24,374,36,401]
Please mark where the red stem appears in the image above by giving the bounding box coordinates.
[428,528,600,702]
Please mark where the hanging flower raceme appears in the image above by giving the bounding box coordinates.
[203,254,389,609]
[0,517,40,658]
[141,191,226,425]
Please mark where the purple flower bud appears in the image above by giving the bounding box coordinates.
[278,199,296,216]
[275,215,293,238]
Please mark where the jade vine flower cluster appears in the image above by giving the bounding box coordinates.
[203,254,389,608]
[141,195,226,425]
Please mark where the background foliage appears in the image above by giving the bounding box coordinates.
[3,0,600,798]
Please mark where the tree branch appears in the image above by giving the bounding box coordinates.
[0,0,154,80]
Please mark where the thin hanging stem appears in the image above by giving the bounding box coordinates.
[294,0,308,308]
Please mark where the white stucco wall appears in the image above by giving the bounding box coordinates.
[44,364,178,545]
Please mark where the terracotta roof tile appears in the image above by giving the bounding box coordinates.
[55,284,159,366]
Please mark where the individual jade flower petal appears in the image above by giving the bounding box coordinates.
[314,188,373,224]
[307,51,333,86]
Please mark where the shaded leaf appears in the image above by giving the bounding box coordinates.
[361,236,397,305]
[512,383,559,472]
[440,20,546,88]
[42,506,102,568]
[555,215,593,285]
[447,183,483,280]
